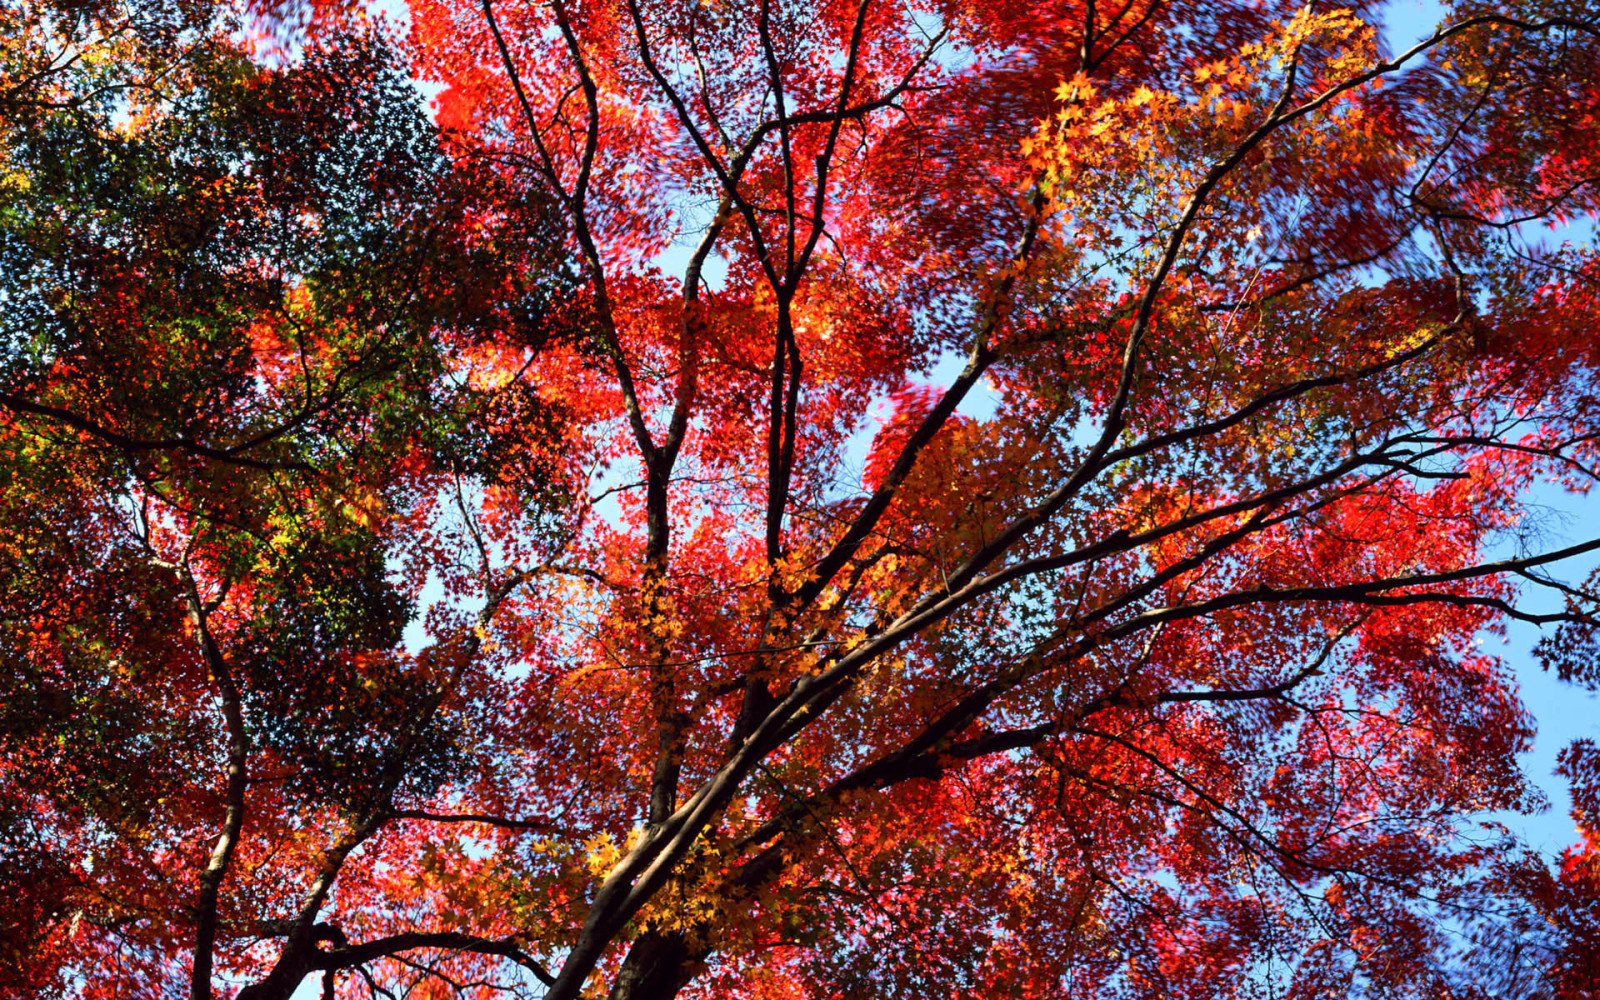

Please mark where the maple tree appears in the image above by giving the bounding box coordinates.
[7,0,1600,997]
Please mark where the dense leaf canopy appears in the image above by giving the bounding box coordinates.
[4,0,1600,998]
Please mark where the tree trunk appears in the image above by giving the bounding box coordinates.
[606,929,706,1000]
[235,934,312,1000]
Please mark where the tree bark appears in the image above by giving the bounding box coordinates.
[606,930,706,1000]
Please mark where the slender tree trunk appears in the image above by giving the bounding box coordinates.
[188,586,248,1000]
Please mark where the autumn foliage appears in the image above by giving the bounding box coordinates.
[5,0,1600,997]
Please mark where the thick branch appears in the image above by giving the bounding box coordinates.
[313,932,555,986]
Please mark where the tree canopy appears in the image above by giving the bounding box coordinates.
[4,0,1600,997]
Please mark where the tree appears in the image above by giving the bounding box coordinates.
[0,5,578,994]
[1548,744,1600,999]
[7,0,1600,997]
